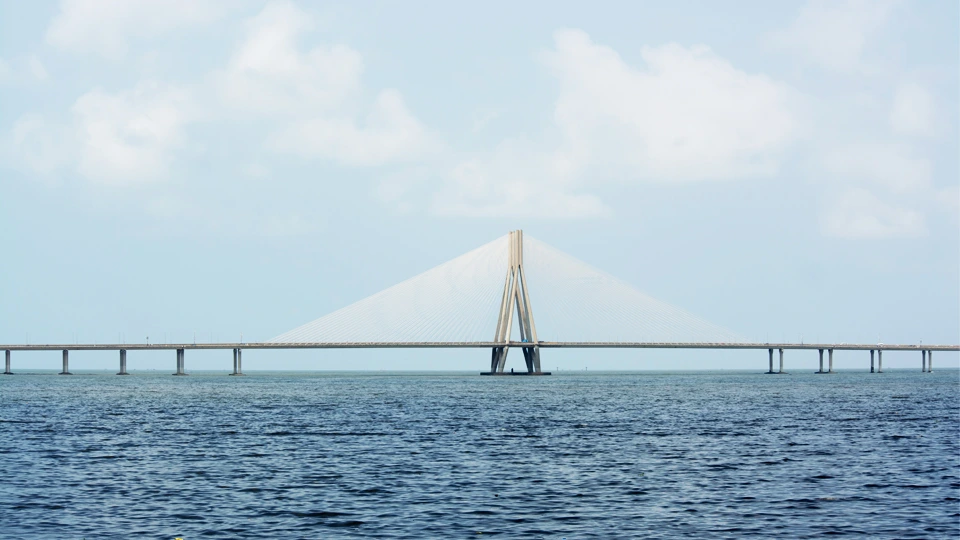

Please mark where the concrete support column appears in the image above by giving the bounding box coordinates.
[230,348,243,376]
[767,348,774,374]
[877,350,883,373]
[817,349,824,373]
[174,348,186,376]
[60,349,72,375]
[927,351,932,373]
[4,350,11,375]
[828,349,834,373]
[117,349,128,375]
[870,350,875,373]
[921,350,927,372]
[779,348,784,373]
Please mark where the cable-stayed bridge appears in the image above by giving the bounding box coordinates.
[2,231,957,375]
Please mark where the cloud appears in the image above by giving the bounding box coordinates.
[822,143,931,194]
[7,114,73,175]
[771,0,897,73]
[821,187,924,238]
[27,56,48,81]
[0,56,49,84]
[936,186,959,217]
[239,162,271,179]
[268,89,436,166]
[890,81,936,137]
[45,0,231,59]
[10,1,432,185]
[72,82,197,184]
[817,143,943,238]
[431,29,799,217]
[215,1,436,165]
[215,1,363,115]
[432,139,610,218]
[471,108,502,133]
[771,2,952,239]
[8,82,197,183]
[545,30,799,181]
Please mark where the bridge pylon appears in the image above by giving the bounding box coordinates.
[487,230,545,375]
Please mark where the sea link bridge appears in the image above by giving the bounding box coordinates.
[2,231,957,375]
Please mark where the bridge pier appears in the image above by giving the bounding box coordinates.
[59,349,72,375]
[927,350,932,373]
[779,348,785,373]
[877,350,883,373]
[767,348,774,374]
[117,349,128,375]
[828,348,834,373]
[230,348,244,375]
[173,348,186,376]
[4,350,11,375]
[921,350,927,372]
[870,350,874,373]
[817,348,824,373]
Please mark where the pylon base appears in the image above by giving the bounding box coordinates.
[480,372,551,376]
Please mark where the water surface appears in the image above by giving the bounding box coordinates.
[1,369,958,538]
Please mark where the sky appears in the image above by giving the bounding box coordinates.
[1,0,957,371]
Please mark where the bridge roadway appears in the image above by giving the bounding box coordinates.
[3,342,957,375]
[1,341,958,351]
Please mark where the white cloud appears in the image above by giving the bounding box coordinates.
[46,0,231,59]
[9,1,430,185]
[5,82,196,184]
[240,162,271,179]
[7,114,73,175]
[771,0,896,73]
[890,81,936,136]
[821,187,924,238]
[936,186,959,217]
[432,29,799,217]
[545,30,799,181]
[215,1,363,115]
[72,81,196,183]
[771,2,952,239]
[268,89,435,166]
[0,56,50,84]
[27,56,48,81]
[817,143,944,238]
[822,143,931,194]
[472,108,502,133]
[432,139,610,218]
[215,1,435,165]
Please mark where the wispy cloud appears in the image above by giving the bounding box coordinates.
[770,0,898,73]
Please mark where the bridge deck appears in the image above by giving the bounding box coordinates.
[1,342,957,351]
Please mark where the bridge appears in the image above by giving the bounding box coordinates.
[2,231,957,375]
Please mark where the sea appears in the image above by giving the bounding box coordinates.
[1,369,957,539]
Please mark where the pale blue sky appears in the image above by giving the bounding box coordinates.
[1,0,957,371]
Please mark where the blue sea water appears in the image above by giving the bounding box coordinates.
[1,369,958,539]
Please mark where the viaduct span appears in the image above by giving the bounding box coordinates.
[3,231,956,375]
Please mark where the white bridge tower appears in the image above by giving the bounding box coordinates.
[489,230,543,374]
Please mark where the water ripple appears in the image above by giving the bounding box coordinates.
[0,369,957,538]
